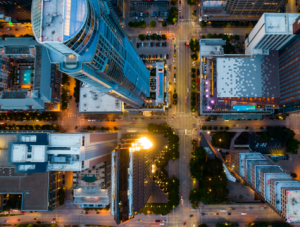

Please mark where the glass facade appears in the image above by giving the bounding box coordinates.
[32,0,149,107]
[279,36,300,113]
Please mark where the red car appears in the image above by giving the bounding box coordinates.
[148,55,151,59]
[182,16,184,19]
[153,55,155,59]
[183,222,186,225]
[21,211,25,214]
[166,54,169,59]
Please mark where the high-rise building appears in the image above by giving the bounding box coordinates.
[31,0,149,108]
[111,137,153,225]
[243,13,300,113]
[7,132,119,172]
[245,13,300,56]
[230,151,300,222]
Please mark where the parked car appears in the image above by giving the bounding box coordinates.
[137,43,139,48]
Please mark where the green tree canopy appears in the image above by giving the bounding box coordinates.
[150,21,157,27]
[128,21,133,27]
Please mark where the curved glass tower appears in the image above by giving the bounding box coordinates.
[32,0,149,107]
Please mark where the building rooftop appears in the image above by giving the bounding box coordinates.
[38,0,87,43]
[79,84,123,114]
[239,152,265,177]
[264,13,299,34]
[263,172,291,202]
[48,134,82,147]
[217,52,280,98]
[274,180,300,211]
[286,189,300,222]
[0,170,49,211]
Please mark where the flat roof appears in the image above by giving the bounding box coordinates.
[255,165,282,191]
[239,152,264,177]
[31,145,47,162]
[264,13,299,34]
[11,144,28,162]
[0,134,17,167]
[264,172,291,202]
[286,189,300,222]
[217,51,280,98]
[79,84,123,113]
[48,134,82,147]
[275,180,300,211]
[38,0,87,43]
[0,170,49,211]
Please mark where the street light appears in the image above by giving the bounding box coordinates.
[219,139,222,142]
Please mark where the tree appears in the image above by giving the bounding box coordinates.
[150,21,156,27]
[199,225,208,227]
[92,126,96,131]
[202,126,207,130]
[156,35,161,41]
[171,0,177,5]
[162,34,167,40]
[57,188,65,205]
[139,21,146,28]
[128,21,133,27]
[173,93,178,99]
[167,7,178,25]
[225,126,229,130]
[162,21,167,27]
[191,53,198,60]
[133,21,139,28]
[214,126,218,130]
[208,126,212,130]
[200,21,207,27]
[291,172,297,178]
[191,74,196,78]
[187,0,197,5]
[286,138,300,154]
[212,131,231,149]
[150,34,156,40]
[191,68,196,73]
[173,100,177,105]
[234,34,240,40]
[113,126,118,130]
[258,131,270,142]
[87,126,91,131]
[245,126,249,130]
[138,34,145,41]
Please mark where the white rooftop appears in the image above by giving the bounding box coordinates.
[38,0,87,43]
[79,84,123,113]
[11,144,47,163]
[286,190,300,222]
[264,173,291,202]
[264,13,299,34]
[48,134,82,147]
[275,180,300,211]
[239,152,265,177]
[11,144,27,162]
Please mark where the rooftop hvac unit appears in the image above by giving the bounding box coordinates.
[96,106,99,108]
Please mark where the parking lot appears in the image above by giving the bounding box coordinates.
[249,132,285,154]
[125,1,170,27]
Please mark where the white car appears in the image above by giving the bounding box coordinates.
[241,213,247,215]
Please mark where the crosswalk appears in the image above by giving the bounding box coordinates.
[179,129,192,135]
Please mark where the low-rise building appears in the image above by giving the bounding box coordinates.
[79,83,123,114]
[0,37,62,111]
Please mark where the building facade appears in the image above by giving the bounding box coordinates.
[230,151,300,222]
[111,137,153,225]
[225,0,286,17]
[31,0,149,108]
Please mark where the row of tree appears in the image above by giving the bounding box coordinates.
[199,222,291,227]
[0,124,57,131]
[0,112,58,121]
[189,146,229,207]
[86,126,118,131]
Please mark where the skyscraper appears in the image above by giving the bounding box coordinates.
[111,137,153,225]
[31,0,149,107]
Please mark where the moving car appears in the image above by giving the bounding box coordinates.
[155,220,161,222]
[241,213,247,215]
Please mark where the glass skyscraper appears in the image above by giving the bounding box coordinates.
[31,0,149,107]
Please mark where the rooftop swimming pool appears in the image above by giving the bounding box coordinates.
[23,70,31,84]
